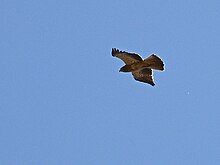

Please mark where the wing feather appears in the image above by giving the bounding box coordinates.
[132,68,155,86]
[112,48,143,65]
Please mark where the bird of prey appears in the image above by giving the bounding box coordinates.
[112,48,164,86]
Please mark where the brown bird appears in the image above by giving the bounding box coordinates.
[112,48,164,86]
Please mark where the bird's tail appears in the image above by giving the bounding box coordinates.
[144,54,164,71]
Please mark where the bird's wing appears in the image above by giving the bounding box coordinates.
[132,68,155,86]
[112,48,143,65]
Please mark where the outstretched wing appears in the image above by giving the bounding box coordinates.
[112,48,143,65]
[132,68,155,86]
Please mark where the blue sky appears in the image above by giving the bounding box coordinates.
[1,0,220,164]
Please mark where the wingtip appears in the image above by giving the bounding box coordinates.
[111,48,118,56]
[149,81,155,86]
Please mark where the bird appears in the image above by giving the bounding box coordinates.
[112,48,164,86]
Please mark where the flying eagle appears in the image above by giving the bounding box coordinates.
[112,48,164,86]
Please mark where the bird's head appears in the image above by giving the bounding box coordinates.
[119,65,130,72]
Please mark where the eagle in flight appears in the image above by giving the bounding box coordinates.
[112,48,164,86]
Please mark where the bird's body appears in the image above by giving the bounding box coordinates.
[121,61,151,72]
[112,48,165,86]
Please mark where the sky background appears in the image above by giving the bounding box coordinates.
[1,0,220,164]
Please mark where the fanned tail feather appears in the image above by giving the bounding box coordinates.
[144,54,164,71]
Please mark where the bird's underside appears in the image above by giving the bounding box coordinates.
[112,48,164,86]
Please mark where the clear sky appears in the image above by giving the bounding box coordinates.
[1,0,220,164]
